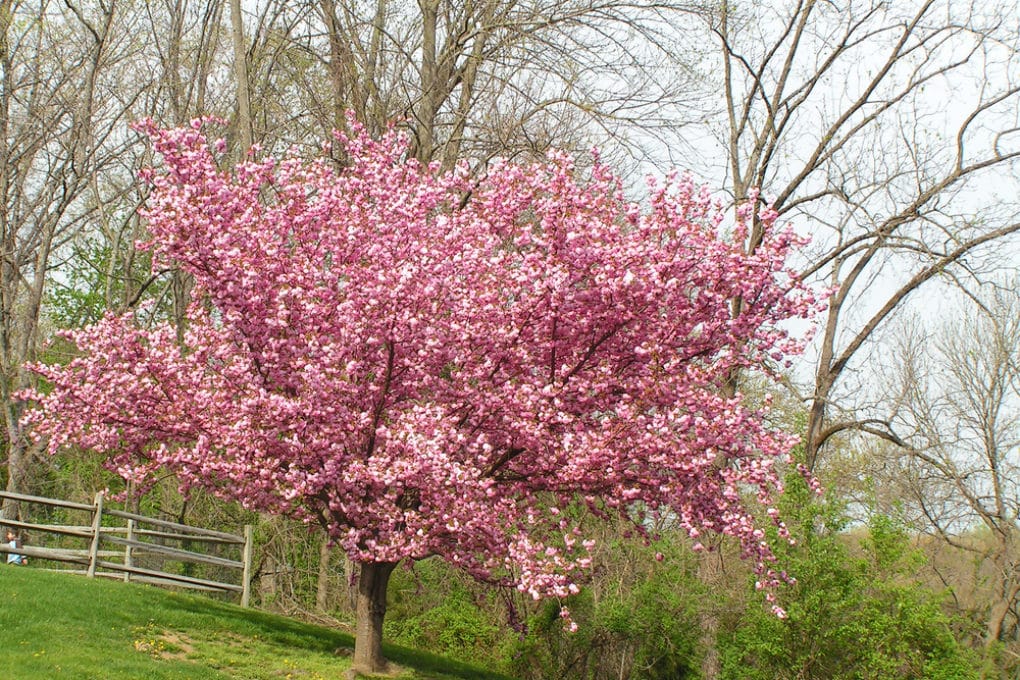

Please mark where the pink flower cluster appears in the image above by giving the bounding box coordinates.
[25,118,820,610]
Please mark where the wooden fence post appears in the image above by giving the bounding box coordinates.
[241,524,253,608]
[1,489,249,598]
[87,491,104,578]
[123,519,135,582]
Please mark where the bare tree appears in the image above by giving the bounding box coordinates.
[889,284,1020,653]
[235,0,706,169]
[87,1,235,333]
[0,0,145,515]
[1,0,243,510]
[682,0,1020,471]
[666,4,1020,675]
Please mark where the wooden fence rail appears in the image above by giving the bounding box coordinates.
[0,490,252,607]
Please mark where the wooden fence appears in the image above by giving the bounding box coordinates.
[0,490,253,607]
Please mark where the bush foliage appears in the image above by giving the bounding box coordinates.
[719,476,980,680]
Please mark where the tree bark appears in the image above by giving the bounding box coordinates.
[316,539,331,613]
[414,0,440,163]
[984,534,1020,649]
[352,560,397,674]
[229,0,253,151]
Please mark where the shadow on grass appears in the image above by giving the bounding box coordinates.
[1,568,513,680]
[380,642,516,680]
[159,588,514,680]
[167,594,354,650]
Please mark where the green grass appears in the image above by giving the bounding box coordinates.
[0,565,514,679]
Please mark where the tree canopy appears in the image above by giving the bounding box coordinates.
[25,119,818,672]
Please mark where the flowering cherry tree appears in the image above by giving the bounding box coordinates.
[25,119,818,674]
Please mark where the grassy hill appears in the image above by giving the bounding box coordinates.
[0,565,514,679]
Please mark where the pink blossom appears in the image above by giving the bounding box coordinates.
[24,119,820,612]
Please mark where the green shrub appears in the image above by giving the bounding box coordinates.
[386,586,502,664]
[718,476,979,680]
[384,559,509,667]
[507,536,703,680]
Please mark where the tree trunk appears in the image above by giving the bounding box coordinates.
[228,0,253,151]
[316,539,331,613]
[985,540,1020,649]
[697,549,724,679]
[1,424,27,520]
[352,561,397,674]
